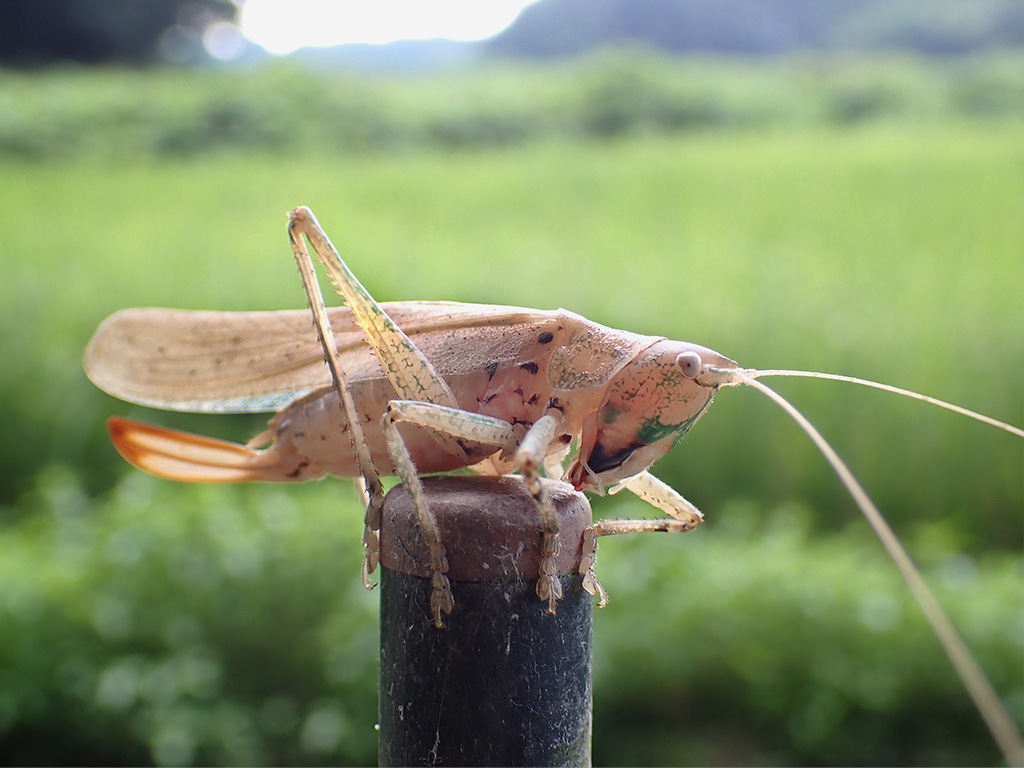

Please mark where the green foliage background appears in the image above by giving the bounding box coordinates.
[0,54,1021,765]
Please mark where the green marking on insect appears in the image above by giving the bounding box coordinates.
[636,417,678,445]
[636,399,711,446]
[602,402,625,424]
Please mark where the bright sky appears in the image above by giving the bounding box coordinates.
[239,0,539,54]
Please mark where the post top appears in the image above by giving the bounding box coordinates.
[380,475,592,582]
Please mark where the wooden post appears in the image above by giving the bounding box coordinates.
[378,475,594,767]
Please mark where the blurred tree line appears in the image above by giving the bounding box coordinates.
[1,0,1022,68]
[0,0,237,66]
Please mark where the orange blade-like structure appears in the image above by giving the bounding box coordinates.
[107,416,284,483]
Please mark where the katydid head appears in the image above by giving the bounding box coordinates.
[567,340,737,491]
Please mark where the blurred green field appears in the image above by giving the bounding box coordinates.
[1,96,1022,765]
[2,51,1024,160]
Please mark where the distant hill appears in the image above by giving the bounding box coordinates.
[291,38,481,72]
[486,0,1024,58]
[288,0,1024,74]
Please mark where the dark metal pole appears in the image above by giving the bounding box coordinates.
[378,475,594,767]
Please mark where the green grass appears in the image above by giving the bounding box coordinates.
[1,121,1021,765]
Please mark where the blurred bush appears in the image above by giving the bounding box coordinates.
[592,500,1023,765]
[1,470,380,766]
[1,470,1019,765]
[1,50,1023,161]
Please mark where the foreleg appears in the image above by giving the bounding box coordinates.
[578,472,703,607]
[601,471,704,533]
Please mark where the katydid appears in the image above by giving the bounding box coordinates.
[84,207,1023,764]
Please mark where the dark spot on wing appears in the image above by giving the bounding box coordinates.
[538,331,554,344]
[486,361,499,379]
[520,362,539,375]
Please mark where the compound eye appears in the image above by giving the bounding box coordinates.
[676,351,702,379]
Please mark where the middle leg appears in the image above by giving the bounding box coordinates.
[383,400,520,627]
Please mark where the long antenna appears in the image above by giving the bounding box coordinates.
[746,369,1024,438]
[711,367,1024,766]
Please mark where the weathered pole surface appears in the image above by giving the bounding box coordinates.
[378,475,594,767]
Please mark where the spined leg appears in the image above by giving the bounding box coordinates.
[287,207,460,410]
[603,470,704,532]
[386,401,570,616]
[288,207,471,610]
[577,471,704,607]
[514,413,566,613]
[383,400,520,627]
[287,208,387,583]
